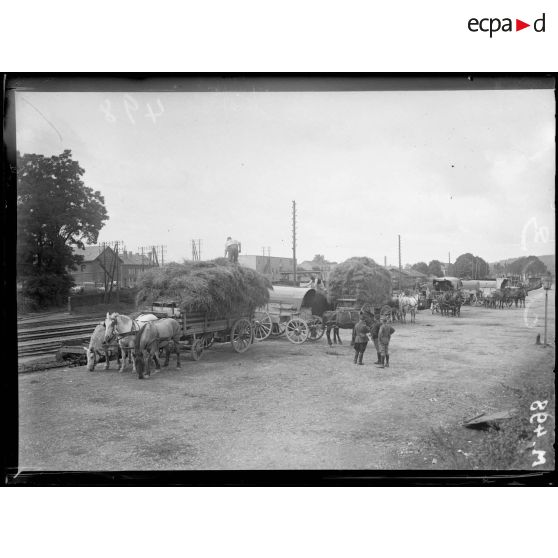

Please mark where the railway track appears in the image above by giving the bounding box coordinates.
[17,313,103,359]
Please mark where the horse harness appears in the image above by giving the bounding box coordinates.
[111,317,143,341]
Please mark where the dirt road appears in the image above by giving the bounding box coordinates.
[18,288,555,470]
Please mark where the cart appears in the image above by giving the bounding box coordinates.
[149,300,254,361]
[253,286,325,344]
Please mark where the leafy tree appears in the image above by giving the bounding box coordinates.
[411,262,428,275]
[508,256,548,276]
[427,260,444,277]
[454,253,490,279]
[17,150,108,306]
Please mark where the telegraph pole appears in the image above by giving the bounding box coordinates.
[292,200,297,285]
[398,234,402,292]
[191,239,202,261]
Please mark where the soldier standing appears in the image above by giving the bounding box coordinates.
[351,313,371,365]
[370,316,382,364]
[377,318,395,368]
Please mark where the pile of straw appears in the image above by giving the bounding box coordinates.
[327,256,392,307]
[136,259,272,316]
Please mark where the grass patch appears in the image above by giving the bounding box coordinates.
[428,368,555,470]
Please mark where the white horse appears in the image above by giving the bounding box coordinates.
[104,313,158,372]
[84,323,120,371]
[399,294,419,323]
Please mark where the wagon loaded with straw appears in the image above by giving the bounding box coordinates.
[327,257,393,323]
[251,286,328,344]
[135,259,272,361]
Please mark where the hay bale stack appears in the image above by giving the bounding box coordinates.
[328,256,392,307]
[136,259,272,316]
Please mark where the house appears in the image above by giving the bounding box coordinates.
[119,250,158,288]
[70,246,158,289]
[70,245,120,289]
[386,266,426,290]
[238,255,295,283]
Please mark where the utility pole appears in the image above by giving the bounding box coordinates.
[384,256,387,268]
[292,200,297,285]
[191,239,201,261]
[398,234,402,292]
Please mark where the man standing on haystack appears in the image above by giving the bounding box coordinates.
[377,317,395,368]
[351,312,371,365]
[225,236,241,263]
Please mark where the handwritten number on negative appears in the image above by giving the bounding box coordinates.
[530,400,548,411]
[100,99,116,123]
[145,99,164,123]
[123,94,140,124]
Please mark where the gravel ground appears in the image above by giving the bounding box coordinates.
[18,288,555,471]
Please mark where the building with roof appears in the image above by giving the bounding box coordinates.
[238,255,295,283]
[70,246,158,289]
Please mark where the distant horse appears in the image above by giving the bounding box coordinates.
[104,312,159,373]
[134,317,182,379]
[84,323,120,371]
[399,294,419,323]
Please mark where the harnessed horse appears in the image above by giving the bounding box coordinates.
[133,317,182,379]
[104,313,158,373]
[398,294,419,323]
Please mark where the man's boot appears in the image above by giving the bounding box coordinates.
[385,355,390,368]
[358,353,364,365]
[374,352,381,364]
[353,352,358,364]
[377,355,384,368]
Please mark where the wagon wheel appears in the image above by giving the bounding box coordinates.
[191,338,204,361]
[231,318,253,353]
[285,317,309,344]
[505,298,514,308]
[306,316,325,341]
[270,321,286,337]
[252,311,272,342]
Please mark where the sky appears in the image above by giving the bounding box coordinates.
[15,86,555,267]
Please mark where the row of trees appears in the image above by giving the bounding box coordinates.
[17,150,108,307]
[411,253,547,280]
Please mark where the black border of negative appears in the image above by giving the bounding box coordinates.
[2,73,556,486]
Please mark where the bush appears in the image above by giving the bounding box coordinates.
[22,273,74,307]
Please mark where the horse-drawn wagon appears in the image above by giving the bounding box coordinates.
[253,286,326,344]
[148,299,254,360]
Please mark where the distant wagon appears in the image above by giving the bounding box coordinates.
[253,286,326,344]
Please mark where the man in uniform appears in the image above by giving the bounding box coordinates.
[370,316,382,364]
[351,312,371,365]
[377,317,395,368]
[225,237,241,263]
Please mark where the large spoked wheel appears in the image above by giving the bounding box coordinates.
[191,339,204,361]
[306,316,325,341]
[231,318,253,353]
[285,318,309,344]
[252,311,272,342]
[270,322,286,337]
[505,299,514,308]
